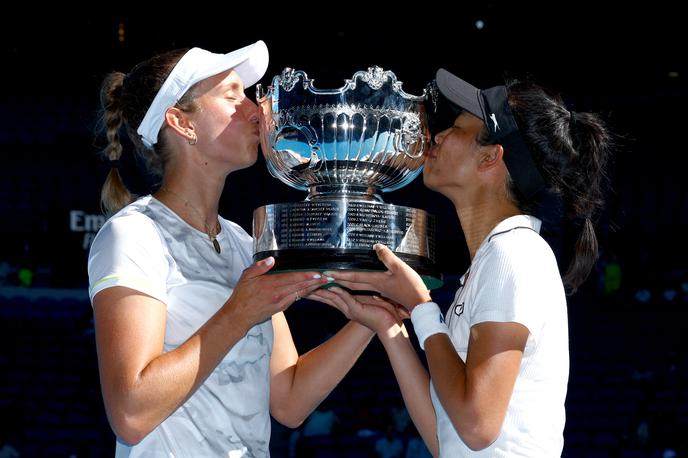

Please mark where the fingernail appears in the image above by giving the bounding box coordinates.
[373,243,382,251]
[265,257,274,266]
[323,270,334,276]
[312,274,322,279]
[326,276,335,282]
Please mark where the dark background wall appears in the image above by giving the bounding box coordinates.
[1,10,687,457]
[1,12,686,289]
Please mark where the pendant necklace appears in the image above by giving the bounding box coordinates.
[160,187,222,254]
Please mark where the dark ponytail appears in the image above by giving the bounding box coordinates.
[505,80,613,293]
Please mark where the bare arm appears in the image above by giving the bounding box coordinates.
[328,244,528,450]
[94,258,328,444]
[378,323,439,457]
[94,287,251,444]
[424,323,527,449]
[269,310,375,428]
[313,288,439,457]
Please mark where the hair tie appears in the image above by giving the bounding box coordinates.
[109,159,120,169]
[569,110,577,127]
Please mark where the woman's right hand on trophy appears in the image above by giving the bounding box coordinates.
[226,257,329,326]
[323,244,432,313]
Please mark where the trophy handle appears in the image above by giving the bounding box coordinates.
[394,126,426,160]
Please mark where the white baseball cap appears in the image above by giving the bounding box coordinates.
[137,40,269,148]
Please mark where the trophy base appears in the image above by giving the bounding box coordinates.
[253,199,442,289]
[254,248,443,290]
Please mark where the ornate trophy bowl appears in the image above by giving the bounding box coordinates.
[253,67,441,288]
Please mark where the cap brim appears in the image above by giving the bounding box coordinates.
[231,40,269,88]
[435,68,484,120]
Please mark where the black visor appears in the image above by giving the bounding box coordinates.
[433,69,545,200]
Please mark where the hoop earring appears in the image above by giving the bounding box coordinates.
[188,133,197,145]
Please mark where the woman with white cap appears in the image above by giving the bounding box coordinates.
[89,40,380,457]
[315,69,614,456]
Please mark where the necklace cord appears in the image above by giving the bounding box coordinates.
[159,187,222,254]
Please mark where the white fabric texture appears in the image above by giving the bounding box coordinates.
[88,195,274,458]
[431,215,569,457]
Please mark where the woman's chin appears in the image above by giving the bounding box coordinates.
[422,169,435,189]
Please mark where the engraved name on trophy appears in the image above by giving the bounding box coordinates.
[253,66,441,288]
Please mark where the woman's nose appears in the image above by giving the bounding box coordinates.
[434,125,453,144]
[241,98,260,124]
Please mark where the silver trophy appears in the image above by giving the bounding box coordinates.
[253,66,441,288]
